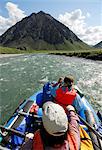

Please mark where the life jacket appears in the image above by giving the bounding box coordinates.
[80,126,94,150]
[33,129,78,150]
[33,127,94,150]
[55,87,77,107]
[33,130,44,150]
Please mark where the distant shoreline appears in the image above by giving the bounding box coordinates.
[0,51,102,61]
[0,45,102,60]
[0,54,24,58]
[49,52,102,61]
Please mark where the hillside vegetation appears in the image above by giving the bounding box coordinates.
[50,49,102,60]
[0,46,102,60]
[0,46,26,54]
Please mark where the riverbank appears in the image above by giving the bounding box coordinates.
[49,50,102,61]
[0,54,24,58]
[0,46,102,60]
[0,51,102,61]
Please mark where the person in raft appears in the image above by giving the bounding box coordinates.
[53,76,84,113]
[21,101,80,150]
[49,77,64,99]
[51,77,63,87]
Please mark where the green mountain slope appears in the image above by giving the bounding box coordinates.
[0,11,90,51]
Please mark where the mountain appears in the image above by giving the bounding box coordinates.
[0,11,89,50]
[94,41,102,48]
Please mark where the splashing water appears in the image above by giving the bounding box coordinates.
[0,54,102,124]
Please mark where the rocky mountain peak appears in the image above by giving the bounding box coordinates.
[0,11,88,50]
[94,41,102,48]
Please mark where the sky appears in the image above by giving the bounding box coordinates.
[0,0,102,45]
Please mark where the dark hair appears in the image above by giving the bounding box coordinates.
[64,76,74,88]
[40,126,67,147]
[57,77,63,83]
[64,76,74,83]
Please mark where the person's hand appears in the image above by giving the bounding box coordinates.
[25,133,34,142]
[30,103,39,114]
[66,105,75,112]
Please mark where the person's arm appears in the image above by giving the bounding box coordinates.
[66,105,80,149]
[20,133,34,150]
[73,93,84,113]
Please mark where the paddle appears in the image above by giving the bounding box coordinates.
[18,110,42,119]
[14,110,102,140]
[0,111,42,144]
[0,111,101,147]
[0,125,25,138]
[18,110,42,125]
[18,108,102,140]
[77,114,102,140]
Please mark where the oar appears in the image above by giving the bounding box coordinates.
[18,110,42,125]
[15,110,102,140]
[0,125,25,138]
[18,110,102,140]
[77,114,102,140]
[18,110,42,119]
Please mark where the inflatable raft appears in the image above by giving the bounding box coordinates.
[0,84,102,149]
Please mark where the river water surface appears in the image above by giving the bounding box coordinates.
[0,54,102,124]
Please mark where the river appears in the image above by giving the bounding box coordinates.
[0,54,102,124]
